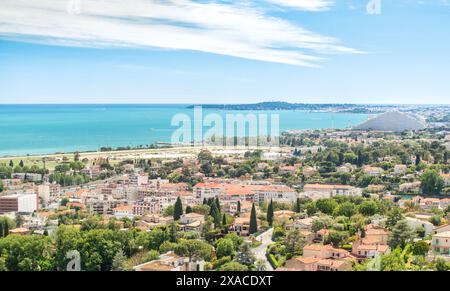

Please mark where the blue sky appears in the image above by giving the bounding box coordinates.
[0,0,449,104]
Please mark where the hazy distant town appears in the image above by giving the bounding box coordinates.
[1,107,450,272]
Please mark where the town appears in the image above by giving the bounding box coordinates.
[1,112,450,272]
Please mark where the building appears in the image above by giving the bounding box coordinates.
[442,173,450,187]
[432,231,450,257]
[353,111,426,132]
[405,217,434,236]
[113,205,134,219]
[133,251,204,271]
[193,183,224,199]
[282,245,352,271]
[363,166,384,176]
[0,193,37,214]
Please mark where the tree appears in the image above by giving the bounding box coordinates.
[173,197,183,221]
[386,207,403,230]
[411,240,430,256]
[209,203,221,228]
[0,180,3,193]
[111,249,126,271]
[249,203,258,235]
[388,220,416,249]
[237,201,241,213]
[316,199,338,215]
[19,160,24,167]
[421,170,445,195]
[9,160,13,167]
[215,238,235,259]
[185,206,193,214]
[235,243,255,267]
[267,200,274,227]
[325,230,349,248]
[294,198,301,213]
[435,258,450,271]
[359,201,379,216]
[282,229,306,259]
[174,239,212,262]
[169,222,178,243]
[335,202,357,217]
[218,261,248,271]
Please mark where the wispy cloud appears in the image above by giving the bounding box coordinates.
[0,0,359,66]
[266,0,334,11]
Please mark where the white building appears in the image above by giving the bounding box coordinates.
[0,193,37,214]
[301,184,361,200]
[405,217,434,236]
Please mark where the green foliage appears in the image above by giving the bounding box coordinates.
[215,238,235,259]
[218,261,248,271]
[174,197,183,221]
[267,200,274,226]
[421,170,445,195]
[388,220,416,249]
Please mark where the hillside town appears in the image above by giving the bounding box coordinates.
[1,124,450,271]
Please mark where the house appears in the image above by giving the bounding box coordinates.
[273,210,296,221]
[432,231,450,257]
[193,183,224,199]
[399,182,421,193]
[393,165,407,175]
[433,224,450,235]
[302,167,317,178]
[279,166,297,175]
[364,225,389,244]
[287,216,317,231]
[113,205,134,219]
[405,217,434,236]
[133,251,204,271]
[282,244,352,271]
[230,213,260,236]
[442,173,450,187]
[363,166,384,176]
[8,227,31,236]
[180,213,205,225]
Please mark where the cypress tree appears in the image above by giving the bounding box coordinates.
[237,201,241,213]
[0,221,3,238]
[186,205,193,214]
[9,160,13,168]
[215,197,221,215]
[267,199,274,227]
[174,197,183,221]
[3,221,8,237]
[295,198,301,213]
[210,203,221,227]
[249,203,258,235]
[203,198,207,205]
[222,213,228,233]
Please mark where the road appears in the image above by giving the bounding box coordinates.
[251,228,274,271]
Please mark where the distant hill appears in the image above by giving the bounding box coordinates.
[187,102,385,112]
[353,111,427,132]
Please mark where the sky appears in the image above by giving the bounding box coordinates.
[0,0,449,104]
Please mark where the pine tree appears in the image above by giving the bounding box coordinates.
[111,249,126,271]
[249,203,258,235]
[174,197,183,221]
[267,199,274,227]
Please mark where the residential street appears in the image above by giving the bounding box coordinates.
[251,228,274,271]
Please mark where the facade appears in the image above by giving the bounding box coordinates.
[432,231,450,257]
[0,193,37,214]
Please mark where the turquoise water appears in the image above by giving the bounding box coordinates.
[0,105,368,156]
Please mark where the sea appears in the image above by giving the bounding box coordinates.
[0,104,369,157]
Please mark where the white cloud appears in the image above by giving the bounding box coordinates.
[265,0,334,11]
[0,0,358,66]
